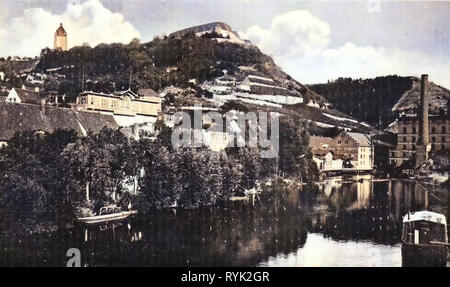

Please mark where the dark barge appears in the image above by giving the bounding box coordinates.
[401,211,448,267]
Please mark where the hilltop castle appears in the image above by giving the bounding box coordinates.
[54,23,67,51]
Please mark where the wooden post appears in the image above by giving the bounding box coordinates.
[86,182,90,202]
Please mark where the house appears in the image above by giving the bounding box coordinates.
[76,89,162,127]
[345,132,374,170]
[310,131,374,171]
[6,86,42,105]
[0,101,118,146]
[312,150,343,172]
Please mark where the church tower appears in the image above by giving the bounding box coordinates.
[54,23,67,51]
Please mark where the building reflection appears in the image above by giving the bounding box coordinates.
[1,179,445,267]
[312,177,433,245]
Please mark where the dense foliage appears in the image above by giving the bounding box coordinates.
[35,34,270,96]
[0,121,317,233]
[308,76,414,129]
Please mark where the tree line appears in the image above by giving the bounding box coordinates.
[0,117,317,233]
[308,76,414,129]
[35,33,270,97]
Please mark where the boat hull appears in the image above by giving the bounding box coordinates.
[401,243,448,267]
[77,210,137,224]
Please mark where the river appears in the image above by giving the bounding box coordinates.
[1,175,448,267]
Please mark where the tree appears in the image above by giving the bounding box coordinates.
[278,117,318,182]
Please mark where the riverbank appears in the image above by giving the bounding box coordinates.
[1,177,446,267]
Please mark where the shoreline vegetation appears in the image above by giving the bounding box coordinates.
[0,117,319,234]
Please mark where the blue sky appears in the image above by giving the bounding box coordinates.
[0,0,449,87]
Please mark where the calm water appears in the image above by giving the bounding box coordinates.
[1,176,448,267]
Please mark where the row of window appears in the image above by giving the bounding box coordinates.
[359,153,372,159]
[401,126,447,134]
[391,145,447,157]
[400,136,446,143]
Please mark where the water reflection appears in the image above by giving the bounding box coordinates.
[259,233,402,267]
[0,177,448,266]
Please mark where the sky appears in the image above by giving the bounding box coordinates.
[0,0,449,88]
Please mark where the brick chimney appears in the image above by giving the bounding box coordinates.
[416,74,429,165]
[418,74,429,144]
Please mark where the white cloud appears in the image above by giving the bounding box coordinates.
[0,0,140,57]
[240,10,450,89]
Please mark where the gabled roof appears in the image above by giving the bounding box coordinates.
[0,102,81,140]
[312,149,331,156]
[138,88,159,98]
[113,89,138,99]
[74,110,119,134]
[0,102,118,141]
[347,132,371,147]
[14,88,41,105]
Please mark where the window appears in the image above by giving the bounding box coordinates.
[403,145,406,149]
[338,140,341,144]
[442,126,446,134]
[403,137,406,142]
[432,137,436,143]
[412,136,416,142]
[442,137,446,143]
[403,127,407,133]
[391,152,395,157]
[403,152,407,157]
[345,140,348,144]
[413,127,416,134]
[432,127,436,133]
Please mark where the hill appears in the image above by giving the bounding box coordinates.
[308,76,449,130]
[0,23,374,134]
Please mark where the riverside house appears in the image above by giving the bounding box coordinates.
[310,132,374,171]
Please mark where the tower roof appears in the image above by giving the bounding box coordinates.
[55,23,66,36]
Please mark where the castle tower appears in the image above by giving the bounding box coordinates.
[416,74,430,165]
[54,23,67,51]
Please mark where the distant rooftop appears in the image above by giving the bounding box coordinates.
[347,132,371,147]
[0,102,118,141]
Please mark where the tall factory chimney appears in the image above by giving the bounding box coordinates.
[416,74,429,165]
[418,74,429,144]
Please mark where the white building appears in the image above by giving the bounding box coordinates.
[6,87,41,104]
[313,151,344,172]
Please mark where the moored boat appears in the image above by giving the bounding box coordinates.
[78,205,137,224]
[401,210,448,267]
